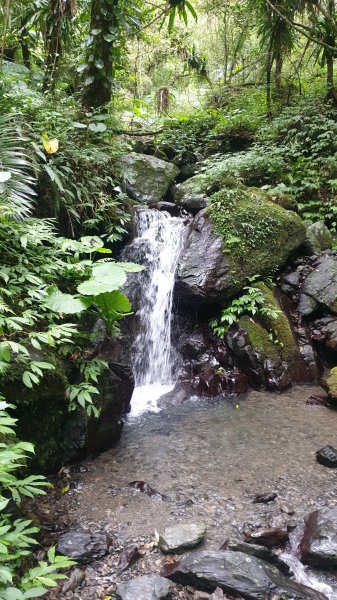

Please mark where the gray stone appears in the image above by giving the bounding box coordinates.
[162,550,328,599]
[304,222,333,255]
[116,575,170,600]
[116,153,179,205]
[227,539,292,576]
[159,522,206,553]
[299,256,337,316]
[175,202,306,306]
[300,507,337,568]
[57,531,108,564]
[173,178,208,213]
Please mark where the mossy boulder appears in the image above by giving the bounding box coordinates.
[226,284,298,390]
[175,183,306,306]
[304,221,333,255]
[173,176,208,213]
[249,187,298,212]
[0,346,134,472]
[322,367,337,402]
[116,152,179,205]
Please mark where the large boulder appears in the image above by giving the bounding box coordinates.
[175,185,306,306]
[161,550,328,599]
[304,222,333,255]
[116,153,179,205]
[300,507,337,568]
[173,176,208,213]
[298,255,337,316]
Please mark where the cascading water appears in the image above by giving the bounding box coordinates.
[123,208,185,416]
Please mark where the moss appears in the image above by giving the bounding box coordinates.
[254,282,297,363]
[239,315,279,361]
[249,187,298,212]
[0,352,70,471]
[326,367,337,399]
[238,283,297,365]
[208,184,306,282]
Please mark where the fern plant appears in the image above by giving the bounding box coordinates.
[0,397,75,598]
[0,115,36,220]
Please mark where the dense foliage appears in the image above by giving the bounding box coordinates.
[1,0,337,594]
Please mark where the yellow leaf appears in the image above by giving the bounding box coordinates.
[61,485,69,494]
[43,137,59,154]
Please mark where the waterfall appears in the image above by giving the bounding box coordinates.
[123,208,185,416]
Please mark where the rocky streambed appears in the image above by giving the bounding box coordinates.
[40,384,337,599]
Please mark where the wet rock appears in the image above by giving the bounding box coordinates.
[129,481,169,501]
[226,539,292,576]
[117,544,142,573]
[62,568,85,593]
[157,201,180,216]
[159,522,206,554]
[116,153,179,205]
[173,178,208,214]
[299,255,337,316]
[304,222,333,255]
[161,550,328,599]
[194,592,211,600]
[57,531,108,564]
[253,492,277,504]
[316,445,337,468]
[116,574,171,600]
[300,507,337,568]
[179,332,207,359]
[280,503,295,515]
[311,317,337,351]
[244,527,289,548]
[175,189,306,307]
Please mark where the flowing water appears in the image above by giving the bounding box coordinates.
[123,208,185,416]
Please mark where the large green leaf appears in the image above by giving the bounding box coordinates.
[44,285,89,314]
[114,262,145,273]
[77,262,127,295]
[94,291,132,318]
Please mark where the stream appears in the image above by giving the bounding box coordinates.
[54,210,337,598]
[59,385,337,599]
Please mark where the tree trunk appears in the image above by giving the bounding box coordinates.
[43,0,62,92]
[266,45,273,117]
[274,53,283,97]
[325,0,336,102]
[82,0,118,109]
[20,25,31,70]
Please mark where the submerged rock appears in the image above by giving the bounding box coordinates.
[159,522,206,553]
[161,550,328,599]
[300,507,337,568]
[316,445,337,468]
[116,575,170,600]
[57,531,108,563]
[176,185,306,306]
[116,152,179,205]
[244,527,289,548]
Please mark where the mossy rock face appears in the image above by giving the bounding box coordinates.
[116,152,179,205]
[323,367,337,401]
[0,355,70,472]
[249,187,298,212]
[175,184,306,306]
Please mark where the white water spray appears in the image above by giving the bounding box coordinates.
[124,209,185,416]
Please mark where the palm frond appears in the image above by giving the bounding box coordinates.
[0,114,36,220]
